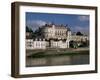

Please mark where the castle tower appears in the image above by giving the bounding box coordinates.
[67,28,71,41]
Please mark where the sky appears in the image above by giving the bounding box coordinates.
[26,12,89,35]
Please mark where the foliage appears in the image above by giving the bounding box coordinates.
[26,26,33,32]
[26,26,43,38]
[33,27,43,37]
[69,41,78,48]
[76,31,83,36]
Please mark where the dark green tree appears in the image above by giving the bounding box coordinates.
[76,31,83,36]
[69,41,78,48]
[26,26,33,33]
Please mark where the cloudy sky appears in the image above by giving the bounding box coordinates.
[26,12,89,35]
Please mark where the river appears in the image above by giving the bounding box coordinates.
[26,53,89,67]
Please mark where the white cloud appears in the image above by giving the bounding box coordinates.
[26,20,47,31]
[78,16,89,21]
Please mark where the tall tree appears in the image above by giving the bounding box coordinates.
[26,26,33,33]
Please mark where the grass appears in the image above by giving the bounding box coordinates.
[27,50,89,58]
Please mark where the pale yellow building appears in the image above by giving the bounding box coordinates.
[42,24,71,40]
[71,35,89,42]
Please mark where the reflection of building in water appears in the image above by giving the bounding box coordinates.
[26,23,89,49]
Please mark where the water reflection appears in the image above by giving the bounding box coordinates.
[26,54,89,67]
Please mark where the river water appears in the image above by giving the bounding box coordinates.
[26,54,89,67]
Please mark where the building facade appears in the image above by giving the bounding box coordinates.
[42,24,71,40]
[26,23,89,50]
[26,39,46,49]
[71,35,89,42]
[26,39,70,49]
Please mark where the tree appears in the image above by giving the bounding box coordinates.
[31,27,43,38]
[26,26,30,32]
[69,41,78,48]
[26,26,33,33]
[76,31,83,36]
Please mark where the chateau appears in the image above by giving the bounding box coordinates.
[42,24,71,40]
[26,23,89,49]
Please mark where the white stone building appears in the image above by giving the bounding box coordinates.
[26,39,70,50]
[50,40,70,48]
[26,39,46,49]
[42,24,71,40]
[26,23,89,49]
[71,35,89,42]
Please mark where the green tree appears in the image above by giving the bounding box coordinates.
[69,41,78,48]
[76,31,83,36]
[26,26,33,33]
